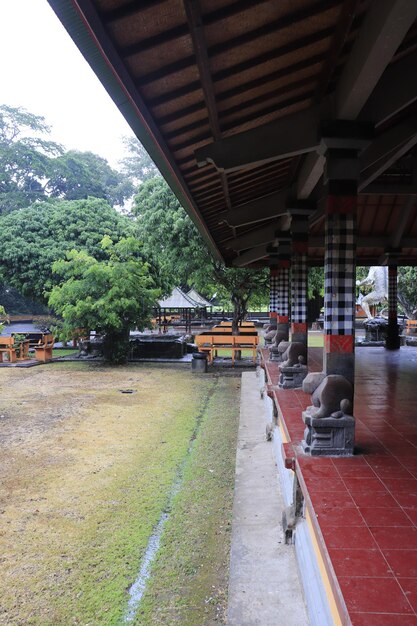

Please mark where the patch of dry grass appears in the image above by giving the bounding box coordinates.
[0,363,235,625]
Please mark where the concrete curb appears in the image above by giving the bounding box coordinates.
[227,371,310,626]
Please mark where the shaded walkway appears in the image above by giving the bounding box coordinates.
[263,346,417,625]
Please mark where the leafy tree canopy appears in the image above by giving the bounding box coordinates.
[133,177,268,329]
[48,237,159,362]
[46,150,133,206]
[0,305,7,335]
[0,104,63,213]
[0,104,133,213]
[398,267,417,319]
[119,136,160,187]
[0,197,132,301]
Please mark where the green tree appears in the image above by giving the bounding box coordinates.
[0,305,8,335]
[133,178,268,331]
[0,105,133,212]
[119,136,160,186]
[47,150,133,206]
[0,197,132,301]
[398,267,417,319]
[0,104,63,213]
[48,237,159,363]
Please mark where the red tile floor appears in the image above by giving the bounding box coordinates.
[263,346,417,625]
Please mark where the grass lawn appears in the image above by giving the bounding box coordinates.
[0,363,240,625]
[53,348,79,357]
[308,332,324,348]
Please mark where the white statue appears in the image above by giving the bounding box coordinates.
[356,266,388,319]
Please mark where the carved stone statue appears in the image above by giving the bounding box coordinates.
[356,266,388,319]
[307,374,353,419]
[278,342,308,389]
[269,324,289,360]
[302,375,355,456]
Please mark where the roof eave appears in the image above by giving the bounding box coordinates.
[47,0,223,262]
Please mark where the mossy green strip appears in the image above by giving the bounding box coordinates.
[136,375,240,625]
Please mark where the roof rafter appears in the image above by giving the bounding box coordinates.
[195,104,322,172]
[219,189,291,228]
[232,245,270,266]
[224,216,292,251]
[297,0,417,198]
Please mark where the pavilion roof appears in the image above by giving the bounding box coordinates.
[186,289,212,308]
[48,0,417,267]
[157,287,200,309]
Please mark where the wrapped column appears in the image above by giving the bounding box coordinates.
[290,214,309,346]
[323,195,357,384]
[385,260,401,350]
[269,268,279,321]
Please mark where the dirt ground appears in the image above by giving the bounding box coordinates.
[0,362,238,626]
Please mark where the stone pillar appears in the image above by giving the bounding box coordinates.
[323,153,358,386]
[301,123,372,456]
[385,260,401,350]
[290,214,309,346]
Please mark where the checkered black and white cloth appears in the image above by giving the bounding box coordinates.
[291,254,307,323]
[388,266,398,318]
[277,267,289,316]
[324,213,356,335]
[269,271,279,314]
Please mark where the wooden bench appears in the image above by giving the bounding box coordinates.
[233,335,259,364]
[34,334,54,362]
[0,337,17,363]
[195,333,259,365]
[406,320,417,334]
[14,338,30,361]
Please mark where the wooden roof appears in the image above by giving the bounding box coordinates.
[48,0,417,266]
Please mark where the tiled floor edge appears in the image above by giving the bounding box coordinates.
[273,421,339,625]
[267,355,352,626]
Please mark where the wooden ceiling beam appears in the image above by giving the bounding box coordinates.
[336,0,417,118]
[359,118,417,190]
[132,3,337,85]
[297,0,417,198]
[224,217,292,251]
[232,245,269,267]
[102,0,167,23]
[115,0,268,52]
[218,189,291,227]
[360,49,417,127]
[195,105,322,172]
[391,195,416,249]
[149,50,326,110]
[183,0,233,214]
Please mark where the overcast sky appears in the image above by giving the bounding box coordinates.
[0,0,136,168]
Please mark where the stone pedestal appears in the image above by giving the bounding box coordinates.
[278,363,308,389]
[301,374,355,455]
[302,410,355,456]
[270,340,290,362]
[364,317,388,344]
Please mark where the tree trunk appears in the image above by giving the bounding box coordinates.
[102,325,131,364]
[232,295,249,360]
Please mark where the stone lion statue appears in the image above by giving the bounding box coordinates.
[356,266,388,319]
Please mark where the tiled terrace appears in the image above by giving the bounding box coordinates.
[263,345,417,625]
